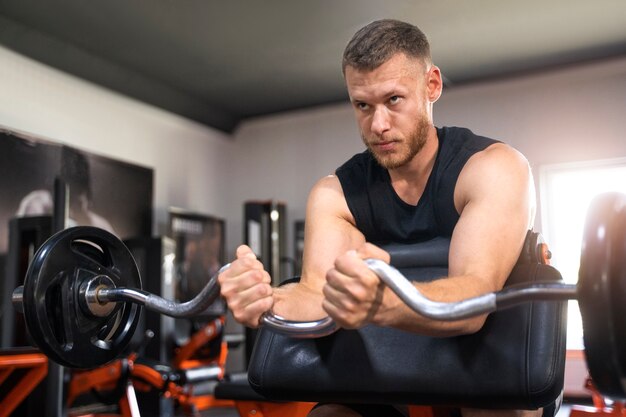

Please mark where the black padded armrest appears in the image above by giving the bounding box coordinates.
[247,237,567,410]
[386,237,449,268]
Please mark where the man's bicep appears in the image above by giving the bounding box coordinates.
[450,145,534,292]
[299,175,366,292]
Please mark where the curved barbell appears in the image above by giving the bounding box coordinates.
[21,253,578,339]
[11,192,626,376]
[10,242,577,340]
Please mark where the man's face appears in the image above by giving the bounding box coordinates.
[345,53,434,169]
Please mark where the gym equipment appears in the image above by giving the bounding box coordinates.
[578,192,626,400]
[66,339,225,417]
[569,377,626,416]
[12,228,336,370]
[10,193,626,398]
[0,349,48,417]
[15,227,142,368]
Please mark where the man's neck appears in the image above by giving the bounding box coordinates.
[388,126,439,205]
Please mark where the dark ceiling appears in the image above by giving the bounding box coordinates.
[1,0,625,133]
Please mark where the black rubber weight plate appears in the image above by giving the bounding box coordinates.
[22,226,142,369]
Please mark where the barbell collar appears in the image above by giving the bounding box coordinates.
[80,275,117,317]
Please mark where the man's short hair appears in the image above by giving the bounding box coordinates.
[342,19,431,74]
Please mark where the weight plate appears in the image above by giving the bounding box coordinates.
[22,226,142,369]
[578,192,626,399]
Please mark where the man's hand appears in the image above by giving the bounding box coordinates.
[322,243,391,329]
[218,245,273,328]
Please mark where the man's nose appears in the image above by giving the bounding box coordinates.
[370,107,390,136]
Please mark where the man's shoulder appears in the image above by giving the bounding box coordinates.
[459,142,531,203]
[468,142,528,169]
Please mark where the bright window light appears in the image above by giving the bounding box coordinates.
[540,158,626,349]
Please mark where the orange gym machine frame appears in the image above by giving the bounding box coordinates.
[0,350,48,417]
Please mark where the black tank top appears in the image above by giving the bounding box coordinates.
[335,126,498,245]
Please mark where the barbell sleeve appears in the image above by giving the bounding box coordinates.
[12,285,24,314]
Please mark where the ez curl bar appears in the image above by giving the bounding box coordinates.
[11,193,626,398]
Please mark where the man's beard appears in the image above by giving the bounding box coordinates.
[362,115,430,169]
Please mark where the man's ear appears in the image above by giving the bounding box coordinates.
[427,65,443,103]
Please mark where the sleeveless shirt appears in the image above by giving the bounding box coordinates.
[335,126,498,245]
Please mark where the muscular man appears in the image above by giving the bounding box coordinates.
[219,20,538,417]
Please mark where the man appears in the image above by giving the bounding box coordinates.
[219,19,538,417]
[17,146,116,234]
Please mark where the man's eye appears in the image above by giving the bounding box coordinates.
[389,96,401,104]
[356,102,369,110]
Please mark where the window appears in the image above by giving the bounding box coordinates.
[540,158,626,349]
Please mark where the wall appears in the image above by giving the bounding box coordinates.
[435,58,626,166]
[0,45,234,236]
